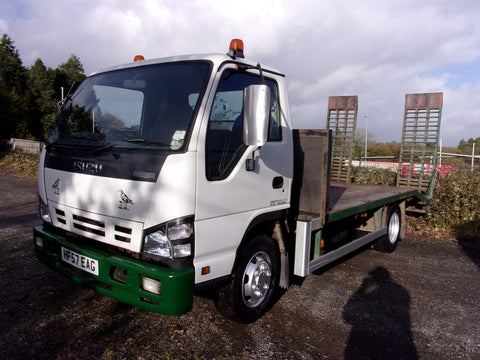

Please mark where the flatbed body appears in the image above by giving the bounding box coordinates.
[327,182,420,223]
[294,180,423,278]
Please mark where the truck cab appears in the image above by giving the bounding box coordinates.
[35,40,293,322]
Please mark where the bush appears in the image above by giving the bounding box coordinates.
[428,170,480,240]
[351,166,397,186]
[351,166,480,241]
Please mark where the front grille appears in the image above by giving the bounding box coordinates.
[114,225,132,243]
[72,214,106,237]
[55,209,67,224]
[73,214,104,227]
[73,222,106,237]
[51,204,142,252]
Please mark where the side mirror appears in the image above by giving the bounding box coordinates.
[243,84,271,147]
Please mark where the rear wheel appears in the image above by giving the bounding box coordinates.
[231,235,279,323]
[374,206,401,253]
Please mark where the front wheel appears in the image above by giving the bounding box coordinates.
[231,235,279,323]
[374,206,401,253]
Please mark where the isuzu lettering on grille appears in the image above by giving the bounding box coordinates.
[73,161,103,175]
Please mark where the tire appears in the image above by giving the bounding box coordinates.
[374,206,401,253]
[231,235,279,323]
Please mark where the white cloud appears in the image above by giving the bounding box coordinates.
[1,0,480,146]
[0,18,8,33]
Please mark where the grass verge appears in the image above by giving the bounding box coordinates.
[0,151,40,179]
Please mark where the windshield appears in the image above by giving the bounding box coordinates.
[48,61,211,151]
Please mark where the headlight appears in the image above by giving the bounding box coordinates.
[39,197,52,223]
[168,222,193,240]
[144,229,171,258]
[143,218,193,259]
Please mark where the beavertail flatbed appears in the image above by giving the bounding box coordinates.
[292,129,427,278]
[327,182,421,222]
[294,181,423,277]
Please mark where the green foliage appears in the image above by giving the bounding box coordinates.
[0,34,26,87]
[58,54,86,87]
[458,137,480,154]
[0,34,28,142]
[428,170,480,240]
[351,166,397,186]
[367,141,402,158]
[351,165,480,240]
[27,58,56,139]
[0,33,86,142]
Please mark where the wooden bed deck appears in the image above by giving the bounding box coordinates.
[327,182,420,222]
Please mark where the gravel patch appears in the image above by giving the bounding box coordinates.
[1,174,479,359]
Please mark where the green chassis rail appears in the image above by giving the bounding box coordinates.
[34,225,194,315]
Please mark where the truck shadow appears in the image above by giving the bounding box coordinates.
[455,220,480,271]
[342,266,418,360]
[458,240,480,272]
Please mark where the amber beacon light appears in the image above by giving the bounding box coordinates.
[228,39,245,59]
[134,55,145,62]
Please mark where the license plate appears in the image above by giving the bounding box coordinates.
[61,247,99,276]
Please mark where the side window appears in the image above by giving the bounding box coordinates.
[268,84,281,141]
[206,70,281,180]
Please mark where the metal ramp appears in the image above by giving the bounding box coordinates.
[396,92,443,204]
[326,96,358,182]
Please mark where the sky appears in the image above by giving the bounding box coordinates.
[1,0,480,147]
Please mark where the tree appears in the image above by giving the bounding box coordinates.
[27,58,56,140]
[367,141,402,158]
[0,34,29,143]
[0,35,88,143]
[0,34,26,88]
[458,137,480,154]
[56,54,86,98]
[353,128,374,159]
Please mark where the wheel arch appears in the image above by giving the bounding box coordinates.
[231,210,288,278]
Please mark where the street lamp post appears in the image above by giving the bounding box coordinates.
[364,115,368,161]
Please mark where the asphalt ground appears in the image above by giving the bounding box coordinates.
[0,173,479,359]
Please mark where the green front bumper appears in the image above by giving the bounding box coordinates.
[33,225,194,315]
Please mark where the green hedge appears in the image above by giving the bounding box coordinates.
[352,166,479,240]
[429,170,480,240]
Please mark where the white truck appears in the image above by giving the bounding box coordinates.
[34,39,431,322]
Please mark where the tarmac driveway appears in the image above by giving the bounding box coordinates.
[0,174,479,359]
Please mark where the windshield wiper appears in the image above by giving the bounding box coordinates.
[92,139,170,154]
[126,139,171,146]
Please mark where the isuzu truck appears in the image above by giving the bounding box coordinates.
[34,39,434,322]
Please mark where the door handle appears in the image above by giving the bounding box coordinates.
[272,176,284,189]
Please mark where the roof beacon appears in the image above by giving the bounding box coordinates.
[227,39,244,59]
[134,55,145,62]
